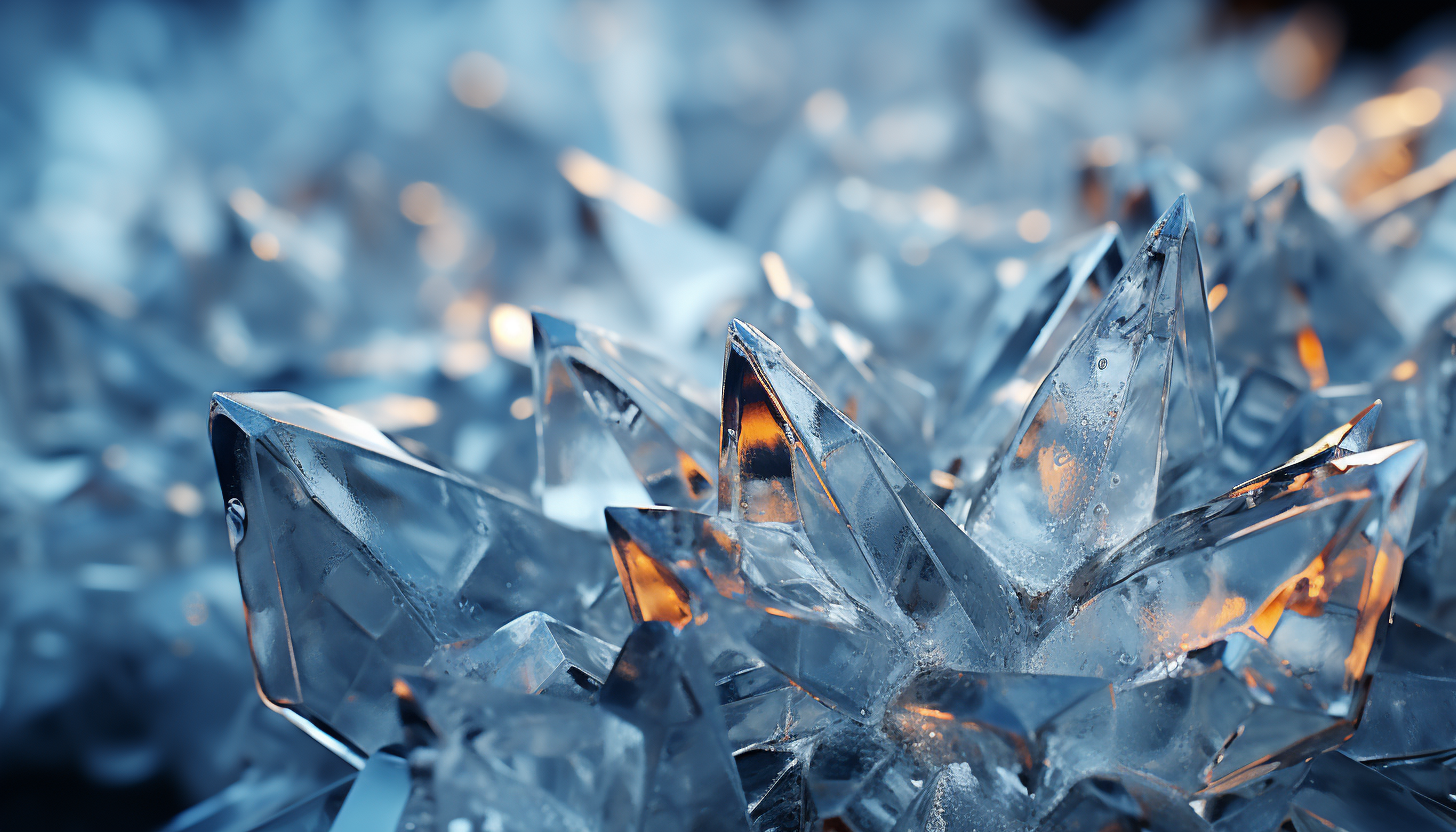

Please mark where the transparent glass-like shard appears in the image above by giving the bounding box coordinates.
[1344,615,1456,762]
[733,259,935,484]
[1379,310,1456,638]
[1155,368,1309,517]
[1033,439,1425,793]
[1290,751,1456,832]
[426,611,619,702]
[884,668,1110,787]
[720,319,1021,663]
[1377,308,1456,484]
[1357,151,1456,335]
[1038,438,1422,682]
[242,776,355,832]
[889,763,1031,832]
[403,676,647,832]
[320,751,410,832]
[702,622,834,752]
[209,392,623,756]
[598,622,752,831]
[968,196,1221,602]
[605,506,910,721]
[532,311,718,531]
[938,223,1123,509]
[1038,774,1208,832]
[1211,175,1405,390]
[1201,761,1311,832]
[736,748,812,832]
[1369,752,1456,812]
[808,722,925,832]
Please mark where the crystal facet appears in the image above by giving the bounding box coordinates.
[966,196,1221,603]
[209,391,623,755]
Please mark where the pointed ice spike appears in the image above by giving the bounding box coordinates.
[734,254,935,483]
[1032,441,1426,792]
[720,319,1022,660]
[209,391,623,756]
[426,611,619,702]
[1212,175,1405,390]
[598,622,753,831]
[884,669,1110,784]
[532,311,718,531]
[967,196,1221,604]
[938,223,1124,508]
[1290,751,1456,831]
[605,506,910,721]
[404,677,647,832]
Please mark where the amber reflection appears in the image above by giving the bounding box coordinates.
[1296,326,1330,389]
[610,536,692,628]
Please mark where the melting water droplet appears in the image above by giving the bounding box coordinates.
[226,498,247,550]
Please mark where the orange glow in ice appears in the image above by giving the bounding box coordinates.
[611,537,693,628]
[1296,326,1330,389]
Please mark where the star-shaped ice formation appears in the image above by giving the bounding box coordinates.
[210,196,1437,831]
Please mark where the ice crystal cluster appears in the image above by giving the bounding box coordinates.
[8,1,1456,832]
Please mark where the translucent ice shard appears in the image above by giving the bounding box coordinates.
[700,623,834,752]
[719,319,1021,660]
[426,611,619,702]
[209,391,623,756]
[1378,309,1456,639]
[1211,175,1405,390]
[938,223,1123,507]
[1034,437,1425,792]
[532,311,718,531]
[241,775,355,832]
[808,722,925,832]
[733,254,935,484]
[1154,368,1310,517]
[1344,615,1456,762]
[1368,752,1456,812]
[605,506,910,720]
[884,668,1110,787]
[598,622,752,831]
[967,195,1221,603]
[1289,751,1456,831]
[736,748,812,832]
[401,676,647,832]
[889,763,1031,832]
[319,751,409,832]
[1039,774,1208,832]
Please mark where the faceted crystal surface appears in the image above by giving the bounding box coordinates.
[400,676,648,832]
[532,311,719,531]
[598,623,752,831]
[209,391,624,755]
[732,258,937,484]
[426,610,619,702]
[967,196,1222,602]
[14,3,1456,830]
[938,224,1123,507]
